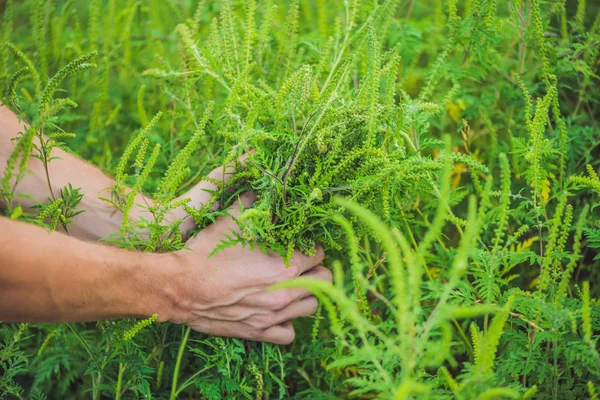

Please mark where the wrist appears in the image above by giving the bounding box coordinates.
[129,252,180,322]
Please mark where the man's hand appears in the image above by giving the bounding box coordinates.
[170,155,249,240]
[160,192,332,344]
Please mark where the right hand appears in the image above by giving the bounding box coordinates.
[162,192,332,345]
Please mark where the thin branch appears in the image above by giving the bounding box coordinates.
[509,312,545,331]
[281,110,318,200]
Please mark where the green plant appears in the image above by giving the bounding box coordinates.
[1,0,599,398]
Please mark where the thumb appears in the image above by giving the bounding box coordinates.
[186,191,257,248]
[180,153,252,209]
[226,191,257,220]
[206,152,251,183]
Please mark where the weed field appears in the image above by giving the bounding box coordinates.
[1,0,600,398]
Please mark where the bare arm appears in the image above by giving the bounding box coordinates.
[0,216,168,322]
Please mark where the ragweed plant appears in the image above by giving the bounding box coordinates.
[1,0,600,399]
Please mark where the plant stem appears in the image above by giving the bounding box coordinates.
[170,326,191,400]
[116,362,124,400]
[67,323,95,361]
[38,129,69,234]
[67,323,101,400]
[174,365,211,397]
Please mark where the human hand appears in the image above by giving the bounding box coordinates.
[162,192,332,344]
[172,154,249,238]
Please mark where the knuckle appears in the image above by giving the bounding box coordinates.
[216,306,244,321]
[286,259,301,276]
[244,327,262,341]
[264,313,278,329]
[248,313,275,330]
[273,259,299,280]
[268,291,291,310]
[245,317,263,331]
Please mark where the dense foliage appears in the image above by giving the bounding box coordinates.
[1,0,600,398]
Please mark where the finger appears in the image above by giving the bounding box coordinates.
[187,270,326,323]
[243,296,318,332]
[225,191,257,219]
[186,153,253,209]
[269,296,319,326]
[207,152,251,182]
[188,318,294,345]
[205,191,257,234]
[244,296,319,330]
[193,304,269,322]
[242,265,332,308]
[261,321,296,345]
[302,264,333,281]
[289,245,325,275]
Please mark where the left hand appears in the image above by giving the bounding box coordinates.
[173,154,249,238]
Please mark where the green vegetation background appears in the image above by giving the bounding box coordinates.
[1,0,600,398]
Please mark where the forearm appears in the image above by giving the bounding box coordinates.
[0,105,191,240]
[0,216,176,323]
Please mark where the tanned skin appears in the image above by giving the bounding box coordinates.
[0,105,331,345]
